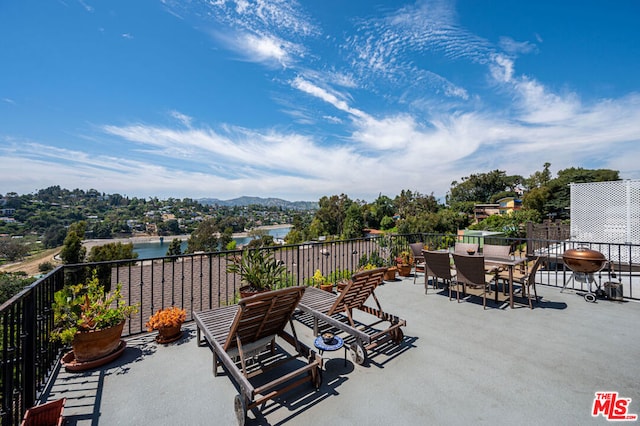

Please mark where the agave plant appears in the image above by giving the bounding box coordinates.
[226,249,287,292]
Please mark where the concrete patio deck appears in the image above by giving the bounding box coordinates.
[43,276,640,425]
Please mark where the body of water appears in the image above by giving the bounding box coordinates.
[133,226,292,259]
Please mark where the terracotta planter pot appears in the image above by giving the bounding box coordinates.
[21,397,65,426]
[72,320,125,363]
[337,281,350,292]
[384,267,397,281]
[320,283,334,292]
[239,286,269,299]
[156,324,183,343]
[397,264,411,277]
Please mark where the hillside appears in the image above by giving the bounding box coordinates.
[199,196,317,210]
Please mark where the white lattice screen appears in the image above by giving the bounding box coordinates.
[570,180,640,263]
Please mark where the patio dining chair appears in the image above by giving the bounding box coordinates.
[482,244,510,258]
[454,242,479,255]
[422,250,455,294]
[482,244,511,295]
[451,253,497,309]
[409,242,425,284]
[497,256,543,309]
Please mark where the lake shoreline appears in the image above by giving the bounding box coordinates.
[82,224,292,249]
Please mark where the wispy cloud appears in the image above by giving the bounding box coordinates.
[166,0,317,67]
[499,36,538,55]
[345,0,491,82]
[291,76,366,119]
[3,0,639,201]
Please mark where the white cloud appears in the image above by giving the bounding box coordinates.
[239,32,291,66]
[169,111,193,127]
[490,53,514,83]
[291,76,367,119]
[499,37,538,55]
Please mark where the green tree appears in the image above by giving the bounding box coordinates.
[0,237,30,261]
[365,194,395,229]
[447,170,522,204]
[247,235,275,248]
[341,203,365,239]
[314,194,352,236]
[86,242,138,290]
[43,224,67,248]
[166,239,183,256]
[219,227,233,251]
[60,230,86,264]
[0,272,35,304]
[530,166,620,219]
[186,219,219,253]
[87,242,138,263]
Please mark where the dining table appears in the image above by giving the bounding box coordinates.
[483,255,528,309]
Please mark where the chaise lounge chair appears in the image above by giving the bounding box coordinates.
[193,286,323,425]
[296,267,406,365]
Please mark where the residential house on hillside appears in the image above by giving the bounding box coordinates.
[473,203,500,223]
[473,197,522,223]
[497,197,522,215]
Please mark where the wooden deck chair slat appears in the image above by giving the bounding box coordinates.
[224,286,305,352]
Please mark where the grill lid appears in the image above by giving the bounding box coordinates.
[562,247,607,274]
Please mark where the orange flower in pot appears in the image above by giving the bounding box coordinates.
[146,306,187,343]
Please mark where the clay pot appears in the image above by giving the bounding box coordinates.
[397,264,411,277]
[239,286,269,299]
[320,283,334,292]
[156,324,182,343]
[384,267,397,281]
[72,320,125,363]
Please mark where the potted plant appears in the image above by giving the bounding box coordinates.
[146,306,187,343]
[226,249,288,298]
[311,269,333,292]
[396,251,412,277]
[52,272,139,367]
[329,269,352,292]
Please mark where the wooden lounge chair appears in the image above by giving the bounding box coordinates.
[296,267,406,365]
[193,286,323,425]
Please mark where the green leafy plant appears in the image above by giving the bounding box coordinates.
[226,249,287,291]
[396,250,412,265]
[311,269,327,286]
[51,271,139,345]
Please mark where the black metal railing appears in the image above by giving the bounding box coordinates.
[2,233,638,425]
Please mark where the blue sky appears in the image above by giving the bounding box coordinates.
[1,0,639,202]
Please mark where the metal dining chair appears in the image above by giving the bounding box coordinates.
[423,250,455,295]
[451,253,496,309]
[409,242,425,284]
[497,256,543,309]
[454,242,479,255]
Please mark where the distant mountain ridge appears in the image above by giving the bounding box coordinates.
[199,196,317,210]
